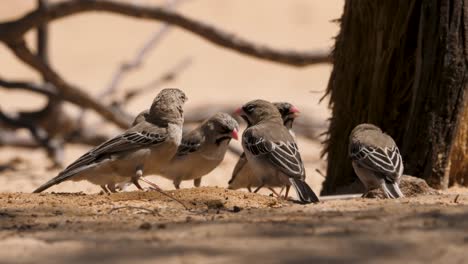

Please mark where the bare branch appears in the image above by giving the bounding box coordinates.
[0,0,331,67]
[118,57,193,105]
[6,39,132,129]
[103,0,184,98]
[37,0,49,64]
[0,77,56,97]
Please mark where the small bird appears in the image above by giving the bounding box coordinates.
[235,99,319,203]
[33,88,187,193]
[349,123,404,198]
[159,112,239,189]
[228,102,299,191]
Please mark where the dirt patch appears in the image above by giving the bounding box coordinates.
[1,187,468,263]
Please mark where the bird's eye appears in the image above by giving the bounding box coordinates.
[244,105,255,113]
[218,126,232,134]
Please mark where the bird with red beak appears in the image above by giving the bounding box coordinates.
[229,102,303,192]
[158,112,239,189]
[233,99,319,203]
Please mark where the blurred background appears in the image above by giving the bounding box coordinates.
[0,0,343,193]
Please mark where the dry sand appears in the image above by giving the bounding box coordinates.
[1,1,468,263]
[1,188,468,263]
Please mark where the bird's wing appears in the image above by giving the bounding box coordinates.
[176,130,204,156]
[243,127,305,180]
[65,127,167,172]
[349,142,403,182]
[132,109,149,126]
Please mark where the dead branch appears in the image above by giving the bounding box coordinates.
[0,77,56,97]
[103,0,184,98]
[108,206,160,215]
[0,0,331,67]
[37,0,49,65]
[0,105,62,166]
[6,39,132,129]
[117,57,193,105]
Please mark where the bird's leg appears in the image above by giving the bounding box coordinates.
[253,185,264,193]
[283,186,290,199]
[100,185,110,194]
[139,177,188,210]
[278,187,285,196]
[133,168,144,190]
[107,184,117,193]
[173,179,181,189]
[247,186,252,193]
[268,187,281,198]
[193,178,201,188]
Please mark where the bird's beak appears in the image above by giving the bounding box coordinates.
[231,128,239,140]
[289,105,300,118]
[234,107,244,116]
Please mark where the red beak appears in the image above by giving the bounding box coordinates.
[234,107,243,115]
[290,105,300,117]
[231,128,239,140]
[290,105,300,113]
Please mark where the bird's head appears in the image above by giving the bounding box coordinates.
[350,123,382,138]
[149,88,187,125]
[273,102,300,129]
[235,99,282,126]
[203,112,239,145]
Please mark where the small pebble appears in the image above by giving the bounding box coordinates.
[139,222,152,230]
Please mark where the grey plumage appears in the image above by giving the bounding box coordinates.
[228,102,299,191]
[236,100,319,203]
[33,88,187,193]
[159,112,239,189]
[349,123,404,198]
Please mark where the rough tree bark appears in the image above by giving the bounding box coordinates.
[322,0,468,194]
[449,99,468,186]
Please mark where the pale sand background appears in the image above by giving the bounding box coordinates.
[2,2,468,264]
[0,0,341,195]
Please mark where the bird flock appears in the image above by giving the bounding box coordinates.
[33,88,404,203]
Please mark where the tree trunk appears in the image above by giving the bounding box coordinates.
[449,99,468,186]
[322,0,468,195]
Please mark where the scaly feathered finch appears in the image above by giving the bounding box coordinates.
[158,112,239,189]
[33,88,187,193]
[349,123,404,198]
[228,102,299,191]
[235,99,319,203]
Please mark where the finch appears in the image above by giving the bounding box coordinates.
[33,88,187,193]
[158,112,239,189]
[349,123,404,198]
[236,99,319,203]
[228,102,299,191]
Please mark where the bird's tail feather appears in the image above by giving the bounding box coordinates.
[289,178,319,203]
[33,176,66,193]
[32,164,95,193]
[380,182,404,199]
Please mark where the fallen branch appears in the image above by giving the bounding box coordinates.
[0,0,331,67]
[108,206,160,215]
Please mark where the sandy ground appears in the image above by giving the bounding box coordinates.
[1,1,468,263]
[1,188,468,263]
